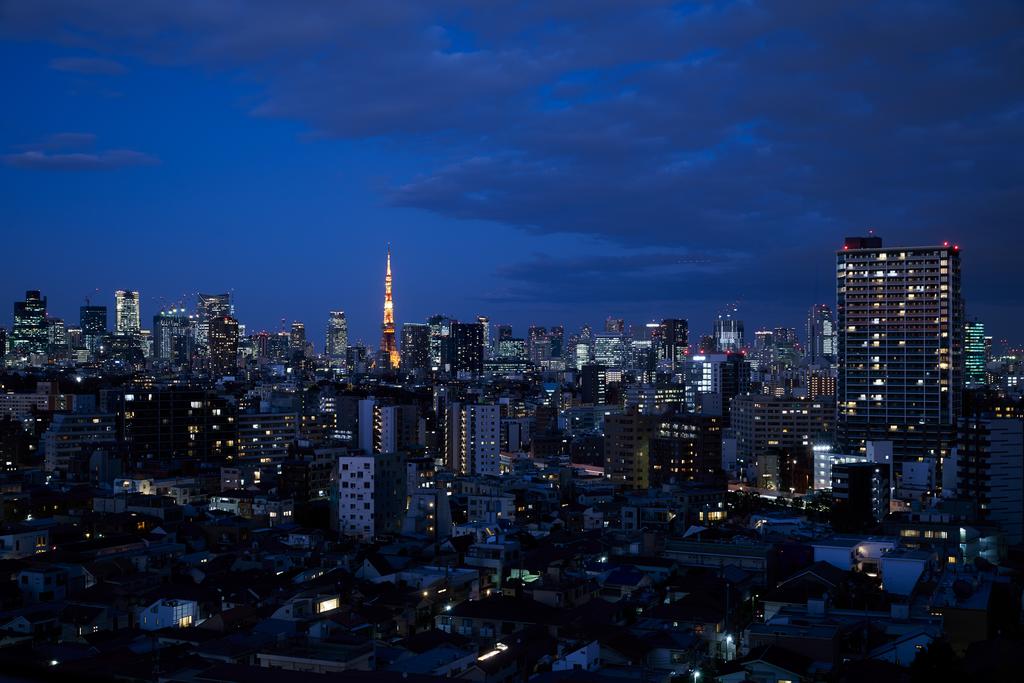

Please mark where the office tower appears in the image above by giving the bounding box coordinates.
[79,304,108,352]
[604,410,656,490]
[680,352,750,417]
[196,293,230,349]
[492,323,512,357]
[572,341,591,371]
[549,325,564,359]
[400,323,430,372]
[290,321,306,352]
[46,317,68,356]
[325,311,348,360]
[605,316,625,334]
[730,395,835,476]
[806,303,837,366]
[593,333,626,368]
[836,235,964,495]
[832,461,890,532]
[714,308,744,352]
[753,330,774,368]
[379,246,400,369]
[153,309,191,364]
[0,327,6,357]
[453,322,485,375]
[581,364,607,404]
[649,414,724,485]
[114,289,141,337]
[447,403,501,475]
[118,388,236,461]
[208,315,239,377]
[427,315,454,371]
[476,315,490,357]
[11,290,48,355]
[954,397,1023,544]
[964,320,987,387]
[496,337,527,361]
[659,318,688,370]
[527,326,550,365]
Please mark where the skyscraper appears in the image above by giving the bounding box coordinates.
[427,315,454,371]
[11,290,48,355]
[153,309,191,364]
[806,303,837,366]
[659,318,688,370]
[713,307,744,352]
[400,323,430,372]
[114,290,141,337]
[476,315,490,358]
[964,320,987,387]
[836,235,963,496]
[453,322,485,376]
[325,311,348,360]
[80,304,108,352]
[196,293,231,349]
[290,321,306,353]
[379,246,400,369]
[208,315,239,377]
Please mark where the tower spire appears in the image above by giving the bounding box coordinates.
[380,244,400,368]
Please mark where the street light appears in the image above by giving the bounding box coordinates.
[692,671,700,682]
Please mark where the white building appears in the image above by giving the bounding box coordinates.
[337,455,375,541]
[137,598,198,630]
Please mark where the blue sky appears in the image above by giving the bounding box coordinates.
[1,2,1021,347]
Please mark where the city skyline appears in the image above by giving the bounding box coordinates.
[3,3,1021,345]
[1,4,1022,678]
[2,236,1017,354]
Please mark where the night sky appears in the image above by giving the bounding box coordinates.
[1,2,1021,348]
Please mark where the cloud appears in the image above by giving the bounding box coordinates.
[2,1,1022,326]
[4,133,158,170]
[49,56,126,75]
[16,132,97,151]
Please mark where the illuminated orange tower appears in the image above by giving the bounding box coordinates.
[380,245,400,368]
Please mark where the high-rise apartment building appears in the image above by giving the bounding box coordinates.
[114,290,141,337]
[954,397,1023,544]
[447,403,501,476]
[208,315,239,377]
[836,235,963,495]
